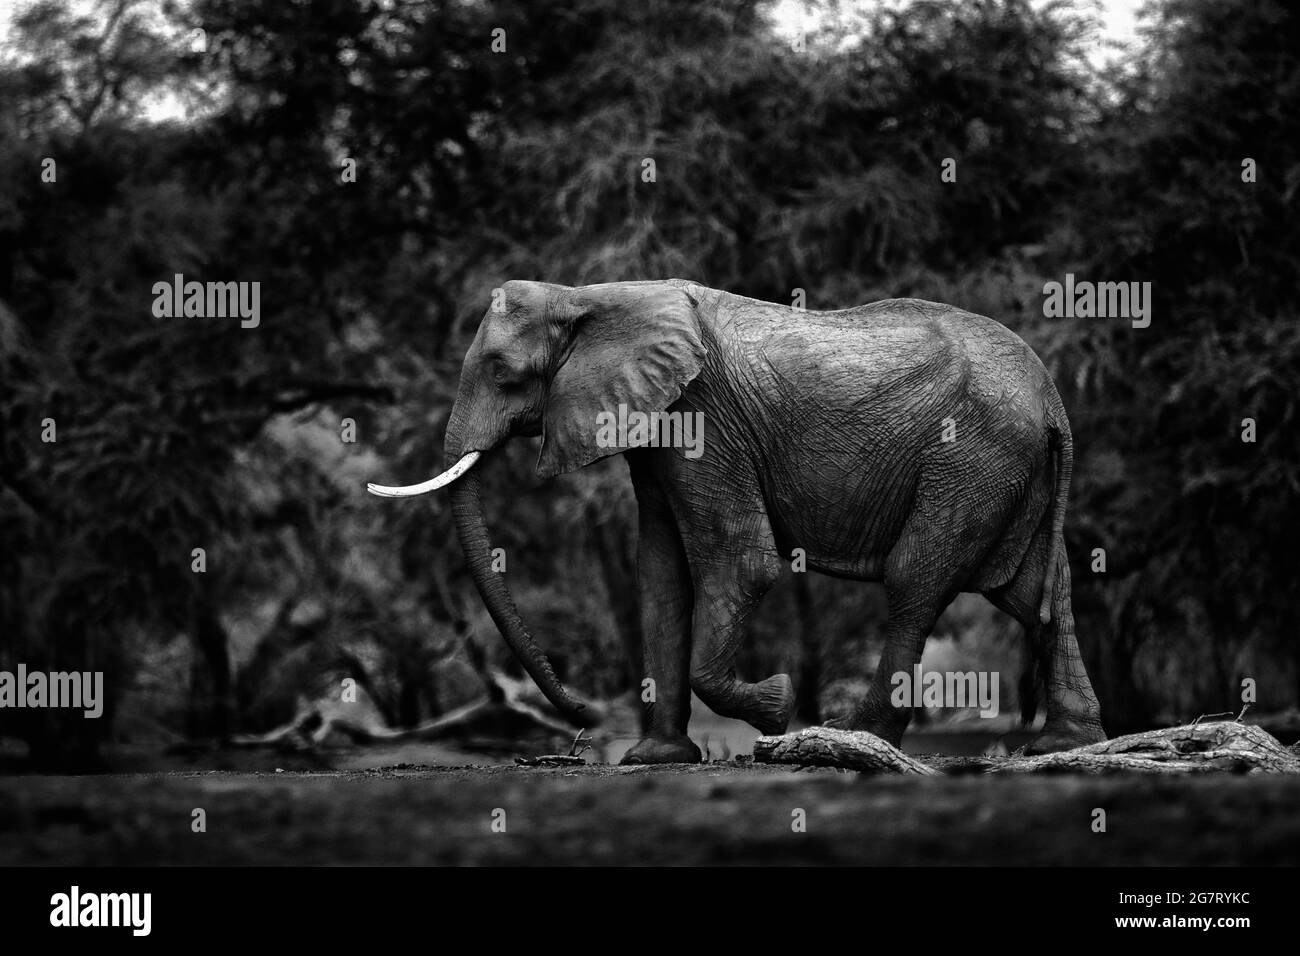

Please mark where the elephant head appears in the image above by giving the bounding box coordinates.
[368,280,707,720]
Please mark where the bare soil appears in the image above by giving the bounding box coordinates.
[2,761,1298,866]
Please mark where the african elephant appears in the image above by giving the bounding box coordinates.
[369,279,1106,763]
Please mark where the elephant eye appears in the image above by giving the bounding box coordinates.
[491,358,521,388]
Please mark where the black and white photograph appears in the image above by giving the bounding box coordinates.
[0,0,1295,934]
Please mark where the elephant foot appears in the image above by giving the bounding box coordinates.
[1023,720,1107,755]
[619,735,702,765]
[747,673,796,736]
[845,698,910,747]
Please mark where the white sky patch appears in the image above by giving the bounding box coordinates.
[2,0,1151,124]
[0,0,218,124]
[768,0,1145,65]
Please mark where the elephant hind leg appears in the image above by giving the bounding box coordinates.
[848,519,966,746]
[985,533,1105,753]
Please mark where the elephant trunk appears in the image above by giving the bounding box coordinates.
[449,467,586,721]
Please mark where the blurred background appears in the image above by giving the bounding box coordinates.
[0,0,1296,770]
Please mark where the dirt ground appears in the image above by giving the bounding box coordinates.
[3,760,1299,866]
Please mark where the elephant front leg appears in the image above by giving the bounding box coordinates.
[688,546,795,737]
[619,480,701,766]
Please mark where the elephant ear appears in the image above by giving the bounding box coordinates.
[537,283,706,479]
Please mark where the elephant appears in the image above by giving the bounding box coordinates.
[369,278,1107,764]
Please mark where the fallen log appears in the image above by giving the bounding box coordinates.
[752,726,937,775]
[995,720,1300,774]
[753,720,1300,774]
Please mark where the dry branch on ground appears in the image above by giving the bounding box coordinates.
[995,720,1300,774]
[754,720,1300,774]
[752,726,938,774]
[228,665,584,750]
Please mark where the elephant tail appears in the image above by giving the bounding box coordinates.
[1037,425,1073,625]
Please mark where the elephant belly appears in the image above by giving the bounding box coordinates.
[755,407,1047,587]
[760,446,922,581]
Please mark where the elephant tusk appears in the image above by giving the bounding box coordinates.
[366,451,482,498]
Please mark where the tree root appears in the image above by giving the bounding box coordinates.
[753,720,1300,774]
[996,720,1300,774]
[752,726,938,775]
[228,665,583,750]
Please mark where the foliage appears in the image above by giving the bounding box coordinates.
[1,0,1296,762]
